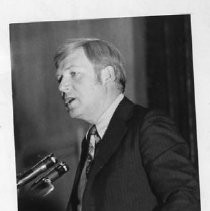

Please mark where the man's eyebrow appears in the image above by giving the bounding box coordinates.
[63,65,81,71]
[63,65,72,70]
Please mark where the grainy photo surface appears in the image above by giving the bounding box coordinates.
[10,15,200,211]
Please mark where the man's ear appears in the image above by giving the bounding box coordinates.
[100,66,115,85]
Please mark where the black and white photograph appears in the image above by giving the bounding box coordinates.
[10,16,200,211]
[1,1,210,211]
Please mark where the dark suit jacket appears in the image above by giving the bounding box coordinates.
[67,97,200,211]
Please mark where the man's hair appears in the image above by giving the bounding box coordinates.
[54,38,126,92]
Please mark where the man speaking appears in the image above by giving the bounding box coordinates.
[54,38,200,211]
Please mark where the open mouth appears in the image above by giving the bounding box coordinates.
[65,97,75,108]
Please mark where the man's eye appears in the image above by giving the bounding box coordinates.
[70,72,76,77]
[70,71,80,78]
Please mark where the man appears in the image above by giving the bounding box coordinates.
[54,38,200,211]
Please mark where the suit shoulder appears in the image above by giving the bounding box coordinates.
[141,109,181,137]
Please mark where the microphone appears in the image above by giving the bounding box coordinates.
[30,162,69,196]
[17,153,57,188]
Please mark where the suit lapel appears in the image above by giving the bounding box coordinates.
[86,97,135,183]
[69,137,88,205]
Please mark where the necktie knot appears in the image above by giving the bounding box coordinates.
[88,125,97,135]
[87,125,100,144]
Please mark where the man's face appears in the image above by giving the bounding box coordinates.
[56,47,106,123]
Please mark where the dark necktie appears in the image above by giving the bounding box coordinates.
[77,125,101,211]
[85,125,100,177]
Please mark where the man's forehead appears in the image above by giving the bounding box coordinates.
[60,48,88,67]
[56,47,94,77]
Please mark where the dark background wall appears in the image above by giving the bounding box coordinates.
[145,15,197,166]
[10,15,198,211]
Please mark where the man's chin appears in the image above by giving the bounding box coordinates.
[68,108,80,119]
[68,109,87,122]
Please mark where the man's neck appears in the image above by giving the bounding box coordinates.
[92,90,122,124]
[94,93,124,138]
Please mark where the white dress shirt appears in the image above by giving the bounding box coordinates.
[88,93,124,140]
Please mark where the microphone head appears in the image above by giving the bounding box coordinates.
[17,153,58,188]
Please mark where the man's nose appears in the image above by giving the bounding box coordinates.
[59,78,72,93]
